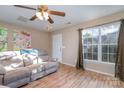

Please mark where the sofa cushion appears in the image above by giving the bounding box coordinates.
[23,54,36,66]
[23,58,33,66]
[0,51,17,61]
[4,51,17,60]
[0,56,24,72]
[0,60,11,67]
[0,53,5,58]
[10,56,23,63]
[0,57,7,61]
[10,62,24,68]
[27,64,44,75]
[4,67,30,85]
[0,64,6,75]
[0,55,24,68]
[39,55,49,62]
[9,56,24,68]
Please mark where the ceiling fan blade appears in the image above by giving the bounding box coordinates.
[48,10,65,17]
[48,16,54,24]
[14,5,36,10]
[30,15,37,21]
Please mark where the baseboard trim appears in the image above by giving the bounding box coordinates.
[61,62,75,67]
[60,62,114,77]
[85,68,114,77]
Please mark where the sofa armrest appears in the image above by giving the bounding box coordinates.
[0,65,6,75]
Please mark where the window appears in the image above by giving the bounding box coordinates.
[0,26,8,52]
[83,27,99,61]
[82,22,120,63]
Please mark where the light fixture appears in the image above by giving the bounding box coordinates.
[47,22,53,31]
[43,12,49,20]
[36,12,49,20]
[36,12,43,20]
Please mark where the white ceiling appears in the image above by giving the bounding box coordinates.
[0,5,124,31]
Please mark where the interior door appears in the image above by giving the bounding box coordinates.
[52,34,62,62]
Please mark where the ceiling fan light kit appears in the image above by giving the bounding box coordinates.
[36,11,49,20]
[36,12,43,20]
[43,12,49,20]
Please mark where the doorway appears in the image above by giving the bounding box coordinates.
[52,34,62,62]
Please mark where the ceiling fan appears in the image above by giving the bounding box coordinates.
[14,5,65,24]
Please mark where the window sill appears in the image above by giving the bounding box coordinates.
[84,59,115,65]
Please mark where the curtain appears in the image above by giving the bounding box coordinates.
[115,19,124,81]
[76,28,84,70]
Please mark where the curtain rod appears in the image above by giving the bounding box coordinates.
[79,19,122,30]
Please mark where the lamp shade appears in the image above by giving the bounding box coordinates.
[43,12,49,20]
[36,12,43,20]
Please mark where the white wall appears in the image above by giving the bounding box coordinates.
[84,61,115,76]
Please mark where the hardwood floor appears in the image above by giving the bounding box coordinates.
[23,64,124,88]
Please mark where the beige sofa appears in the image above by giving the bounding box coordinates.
[0,51,59,88]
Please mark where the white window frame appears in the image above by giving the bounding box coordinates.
[82,21,120,64]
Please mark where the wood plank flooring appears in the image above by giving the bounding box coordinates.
[22,64,124,88]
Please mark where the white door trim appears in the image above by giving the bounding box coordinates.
[52,34,62,63]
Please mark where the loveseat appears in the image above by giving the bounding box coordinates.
[0,50,59,88]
